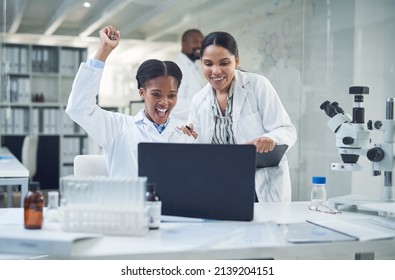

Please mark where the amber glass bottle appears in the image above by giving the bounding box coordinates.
[146,183,161,230]
[24,182,44,229]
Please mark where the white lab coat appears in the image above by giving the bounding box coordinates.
[188,70,297,202]
[171,53,205,122]
[66,63,195,177]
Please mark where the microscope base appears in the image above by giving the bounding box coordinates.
[328,194,395,216]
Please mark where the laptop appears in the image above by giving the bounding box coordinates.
[256,144,288,168]
[138,143,256,221]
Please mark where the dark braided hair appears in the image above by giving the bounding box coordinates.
[135,59,182,89]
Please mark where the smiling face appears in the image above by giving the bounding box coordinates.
[182,30,203,61]
[139,76,179,125]
[201,45,239,95]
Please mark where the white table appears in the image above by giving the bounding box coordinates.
[0,147,29,207]
[1,202,395,260]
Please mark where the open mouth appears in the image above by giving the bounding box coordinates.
[211,76,225,82]
[156,107,168,118]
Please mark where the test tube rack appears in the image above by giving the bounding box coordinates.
[59,176,149,236]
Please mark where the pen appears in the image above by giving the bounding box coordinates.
[185,125,192,131]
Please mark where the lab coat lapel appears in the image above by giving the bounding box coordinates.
[161,119,178,138]
[197,87,215,142]
[232,71,248,124]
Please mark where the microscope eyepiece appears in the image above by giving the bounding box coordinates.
[331,102,344,114]
[320,100,344,118]
[320,100,337,118]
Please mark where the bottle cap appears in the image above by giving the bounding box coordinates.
[146,182,157,192]
[48,191,59,200]
[312,176,326,184]
[48,191,59,197]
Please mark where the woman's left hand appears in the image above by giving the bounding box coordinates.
[246,137,276,153]
[177,123,198,139]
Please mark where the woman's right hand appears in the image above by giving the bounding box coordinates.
[100,25,120,47]
[246,136,276,153]
[94,25,121,62]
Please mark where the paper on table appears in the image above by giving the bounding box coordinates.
[70,222,244,257]
[307,218,395,241]
[285,221,356,243]
[212,221,286,249]
[158,222,241,251]
[0,224,101,257]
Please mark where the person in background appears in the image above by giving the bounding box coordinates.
[171,29,206,122]
[181,31,297,202]
[66,25,195,177]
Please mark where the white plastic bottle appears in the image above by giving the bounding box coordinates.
[45,191,61,223]
[311,176,327,205]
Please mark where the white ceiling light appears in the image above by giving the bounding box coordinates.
[83,2,92,8]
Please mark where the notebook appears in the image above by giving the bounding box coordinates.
[256,144,288,168]
[138,143,256,221]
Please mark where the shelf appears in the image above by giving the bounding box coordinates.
[0,103,30,107]
[1,43,89,187]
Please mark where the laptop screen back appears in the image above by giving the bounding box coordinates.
[138,143,256,221]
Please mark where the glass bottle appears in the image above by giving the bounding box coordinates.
[311,176,327,205]
[146,182,161,230]
[24,181,44,229]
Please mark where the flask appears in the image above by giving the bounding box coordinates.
[24,181,44,229]
[146,182,161,230]
[311,176,327,205]
[45,191,61,223]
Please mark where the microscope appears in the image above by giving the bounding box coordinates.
[320,86,394,211]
